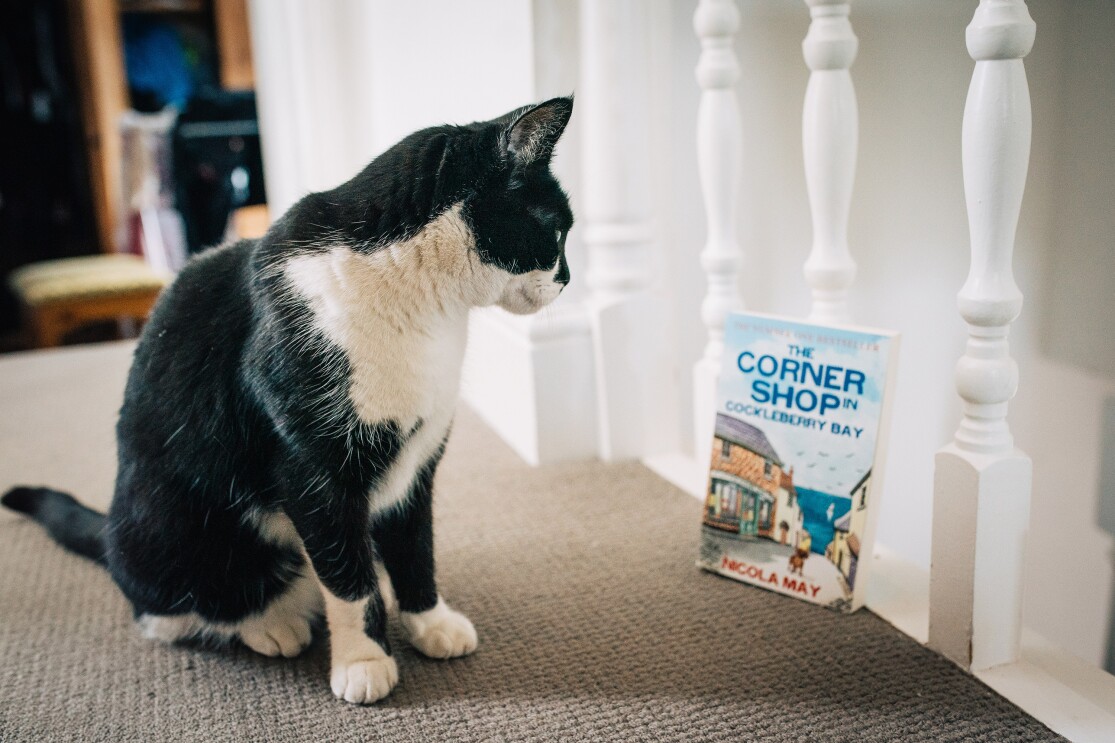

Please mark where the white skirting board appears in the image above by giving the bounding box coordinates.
[644,453,1115,743]
[870,545,1115,743]
[460,304,598,466]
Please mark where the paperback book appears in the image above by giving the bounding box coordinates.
[697,312,899,612]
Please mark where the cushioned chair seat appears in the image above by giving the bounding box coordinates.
[8,254,170,348]
[9,254,169,306]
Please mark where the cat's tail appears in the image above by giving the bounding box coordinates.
[1,487,107,566]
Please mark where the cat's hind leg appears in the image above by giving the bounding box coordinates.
[237,567,322,658]
[133,510,323,658]
[137,612,215,644]
[136,569,321,657]
[232,508,323,657]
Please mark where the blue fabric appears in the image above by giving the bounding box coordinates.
[123,17,193,109]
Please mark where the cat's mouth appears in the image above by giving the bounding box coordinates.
[496,269,564,315]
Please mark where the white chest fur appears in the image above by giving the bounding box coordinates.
[283,205,497,513]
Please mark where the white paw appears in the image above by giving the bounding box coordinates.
[400,597,478,659]
[330,656,399,704]
[240,614,313,658]
[138,613,204,643]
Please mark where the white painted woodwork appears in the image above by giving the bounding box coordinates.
[691,0,745,459]
[802,0,858,324]
[929,0,1036,673]
[461,307,598,465]
[580,0,653,303]
[580,0,666,461]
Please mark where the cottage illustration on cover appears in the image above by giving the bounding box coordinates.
[698,313,897,612]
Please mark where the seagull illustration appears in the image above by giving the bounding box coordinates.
[819,452,830,457]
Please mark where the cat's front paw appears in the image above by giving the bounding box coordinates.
[330,655,399,704]
[400,597,478,659]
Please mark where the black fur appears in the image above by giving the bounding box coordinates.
[1,487,107,564]
[3,98,574,662]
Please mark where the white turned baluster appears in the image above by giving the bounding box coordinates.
[929,0,1035,672]
[802,0,858,325]
[692,0,745,458]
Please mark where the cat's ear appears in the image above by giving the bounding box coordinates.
[502,96,573,168]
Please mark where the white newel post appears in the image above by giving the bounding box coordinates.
[802,0,858,325]
[692,0,745,459]
[928,0,1035,672]
[580,0,664,461]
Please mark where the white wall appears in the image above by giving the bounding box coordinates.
[360,2,536,160]
[250,0,536,216]
[653,0,1115,671]
[1013,0,1115,677]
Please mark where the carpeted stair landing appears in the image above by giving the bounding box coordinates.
[0,343,1062,742]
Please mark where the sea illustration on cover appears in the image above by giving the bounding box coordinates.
[698,313,895,611]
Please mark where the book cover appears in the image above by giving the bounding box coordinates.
[697,312,899,612]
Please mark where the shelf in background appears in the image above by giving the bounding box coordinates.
[118,0,206,14]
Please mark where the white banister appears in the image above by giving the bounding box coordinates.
[929,0,1035,672]
[692,0,745,458]
[802,0,858,324]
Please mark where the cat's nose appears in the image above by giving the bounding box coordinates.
[554,255,570,286]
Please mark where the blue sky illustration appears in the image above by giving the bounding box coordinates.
[715,313,894,496]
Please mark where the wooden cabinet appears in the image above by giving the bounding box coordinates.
[67,0,254,253]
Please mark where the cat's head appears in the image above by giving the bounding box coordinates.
[464,97,574,315]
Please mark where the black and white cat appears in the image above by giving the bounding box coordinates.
[2,97,574,704]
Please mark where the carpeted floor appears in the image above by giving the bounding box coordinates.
[0,344,1064,742]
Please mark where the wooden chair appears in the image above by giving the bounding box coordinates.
[8,254,168,348]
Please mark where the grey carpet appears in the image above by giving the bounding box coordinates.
[0,349,1063,742]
